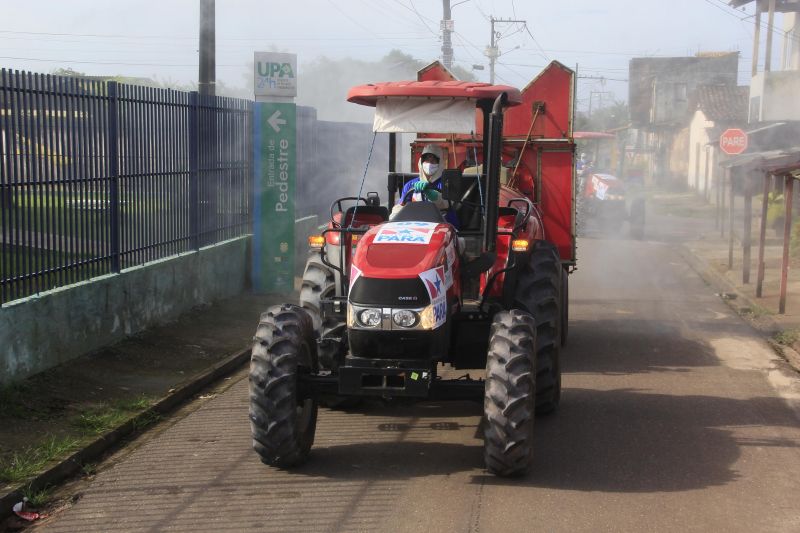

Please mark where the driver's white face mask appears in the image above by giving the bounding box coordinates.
[422,162,439,177]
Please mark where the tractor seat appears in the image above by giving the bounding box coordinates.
[392,201,445,224]
[343,205,389,227]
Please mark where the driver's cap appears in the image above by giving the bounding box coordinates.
[421,144,443,161]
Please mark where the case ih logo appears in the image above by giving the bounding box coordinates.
[720,128,748,155]
[374,222,437,244]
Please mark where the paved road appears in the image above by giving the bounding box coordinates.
[40,237,800,532]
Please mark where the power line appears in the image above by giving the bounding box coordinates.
[522,24,549,61]
[0,55,218,67]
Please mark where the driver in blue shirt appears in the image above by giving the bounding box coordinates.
[392,144,459,227]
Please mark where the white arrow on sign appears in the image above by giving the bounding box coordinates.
[267,110,287,133]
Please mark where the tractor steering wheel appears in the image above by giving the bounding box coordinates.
[457,179,482,208]
[400,182,434,205]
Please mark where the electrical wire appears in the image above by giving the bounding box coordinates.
[348,131,379,230]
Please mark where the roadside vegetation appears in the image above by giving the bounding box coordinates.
[0,436,80,484]
[740,304,773,319]
[71,396,154,435]
[0,394,155,486]
[773,328,800,347]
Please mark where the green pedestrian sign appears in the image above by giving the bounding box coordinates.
[253,101,296,293]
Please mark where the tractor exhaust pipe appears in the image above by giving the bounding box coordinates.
[483,92,507,253]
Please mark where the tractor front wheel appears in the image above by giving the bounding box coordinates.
[483,310,537,477]
[249,304,318,468]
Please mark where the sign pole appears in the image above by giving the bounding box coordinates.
[252,52,298,294]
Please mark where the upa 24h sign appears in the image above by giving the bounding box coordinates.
[720,128,748,155]
[254,52,297,98]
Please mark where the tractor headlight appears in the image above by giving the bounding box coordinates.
[392,309,418,328]
[357,308,382,328]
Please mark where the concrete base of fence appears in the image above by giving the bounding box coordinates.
[0,236,251,385]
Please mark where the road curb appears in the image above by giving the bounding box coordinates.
[677,244,800,372]
[0,345,251,521]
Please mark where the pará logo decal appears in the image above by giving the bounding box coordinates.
[374,222,438,245]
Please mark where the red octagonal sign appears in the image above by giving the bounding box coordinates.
[720,128,748,155]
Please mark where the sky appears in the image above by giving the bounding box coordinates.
[0,0,777,117]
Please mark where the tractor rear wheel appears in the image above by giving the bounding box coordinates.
[514,240,562,415]
[249,304,318,468]
[483,310,537,477]
[300,254,345,371]
[300,254,361,409]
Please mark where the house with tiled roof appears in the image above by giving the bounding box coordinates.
[686,85,749,193]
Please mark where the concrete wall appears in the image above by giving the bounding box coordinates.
[0,237,250,385]
[688,110,713,191]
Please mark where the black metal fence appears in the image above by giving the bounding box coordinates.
[0,69,252,304]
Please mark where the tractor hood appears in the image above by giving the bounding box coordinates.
[348,221,458,309]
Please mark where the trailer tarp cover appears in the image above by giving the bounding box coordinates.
[373,98,476,134]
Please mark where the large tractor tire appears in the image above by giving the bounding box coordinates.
[514,240,562,415]
[483,310,537,477]
[300,254,345,372]
[249,304,318,468]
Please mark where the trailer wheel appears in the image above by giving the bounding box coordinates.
[483,310,537,477]
[249,304,318,468]
[300,254,346,371]
[514,240,562,415]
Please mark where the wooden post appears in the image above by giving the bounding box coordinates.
[716,158,721,229]
[729,169,735,269]
[704,147,711,202]
[743,174,753,284]
[756,173,770,297]
[722,167,729,238]
[779,175,794,314]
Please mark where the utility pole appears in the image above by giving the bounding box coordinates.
[485,16,526,84]
[441,0,454,69]
[199,0,215,96]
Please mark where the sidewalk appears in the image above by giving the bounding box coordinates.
[649,189,800,363]
[0,290,291,525]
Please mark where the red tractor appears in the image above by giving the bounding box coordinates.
[249,62,576,476]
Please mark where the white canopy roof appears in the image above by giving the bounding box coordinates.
[373,97,476,134]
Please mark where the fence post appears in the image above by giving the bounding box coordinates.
[107,81,121,272]
[189,91,199,250]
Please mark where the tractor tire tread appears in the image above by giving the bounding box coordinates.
[249,304,318,468]
[483,310,537,477]
[514,240,562,415]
